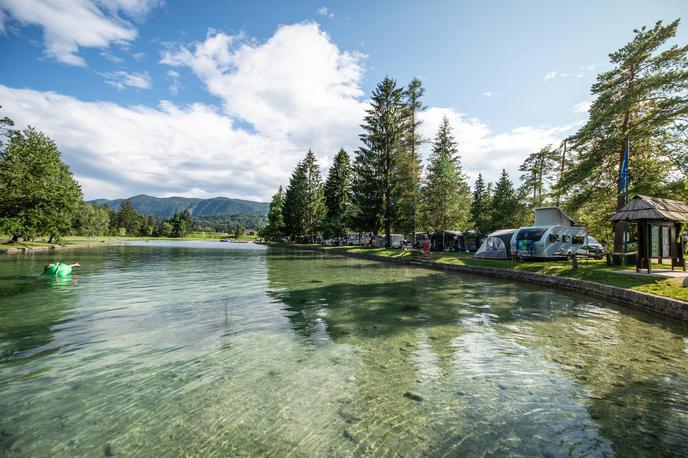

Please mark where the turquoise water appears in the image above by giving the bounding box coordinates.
[1,241,687,457]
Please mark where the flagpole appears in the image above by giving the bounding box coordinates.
[623,138,630,254]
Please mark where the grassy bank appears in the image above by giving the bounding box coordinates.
[311,246,688,303]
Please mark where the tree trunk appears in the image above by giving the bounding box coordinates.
[48,234,55,244]
[11,234,19,243]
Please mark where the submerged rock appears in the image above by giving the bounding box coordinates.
[404,391,424,402]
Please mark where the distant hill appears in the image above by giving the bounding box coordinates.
[90,194,269,218]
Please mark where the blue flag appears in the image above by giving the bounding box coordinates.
[619,139,630,196]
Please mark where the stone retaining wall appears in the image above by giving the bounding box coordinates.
[272,244,688,322]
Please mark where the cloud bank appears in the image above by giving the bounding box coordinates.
[1,22,576,200]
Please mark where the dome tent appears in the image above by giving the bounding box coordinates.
[474,229,517,259]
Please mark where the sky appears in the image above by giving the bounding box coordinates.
[0,0,686,201]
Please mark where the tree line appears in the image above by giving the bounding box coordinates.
[0,123,250,241]
[262,20,688,249]
[1,20,686,247]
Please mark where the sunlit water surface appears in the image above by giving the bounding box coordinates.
[1,241,687,457]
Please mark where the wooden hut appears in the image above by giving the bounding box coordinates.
[609,195,688,273]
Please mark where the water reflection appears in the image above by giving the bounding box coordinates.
[0,245,686,456]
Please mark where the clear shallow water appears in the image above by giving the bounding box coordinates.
[1,242,687,457]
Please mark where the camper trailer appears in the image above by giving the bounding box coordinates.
[510,207,589,259]
[511,225,588,259]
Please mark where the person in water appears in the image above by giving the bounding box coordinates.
[43,262,80,276]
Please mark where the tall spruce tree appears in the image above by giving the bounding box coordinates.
[263,186,285,240]
[283,161,306,239]
[398,78,426,242]
[488,169,523,232]
[323,149,352,239]
[352,77,406,247]
[421,116,471,230]
[560,20,688,251]
[471,173,491,236]
[283,150,325,241]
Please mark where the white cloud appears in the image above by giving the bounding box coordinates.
[544,71,558,81]
[167,70,181,95]
[0,0,160,66]
[481,91,499,98]
[0,84,300,200]
[419,107,574,185]
[571,100,592,114]
[0,21,579,200]
[317,7,334,18]
[160,22,367,154]
[101,70,152,90]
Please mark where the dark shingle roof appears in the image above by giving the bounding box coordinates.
[609,195,688,222]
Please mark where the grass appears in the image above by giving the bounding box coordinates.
[314,246,688,303]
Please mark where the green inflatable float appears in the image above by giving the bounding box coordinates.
[43,262,80,277]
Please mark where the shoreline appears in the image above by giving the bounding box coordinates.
[0,242,115,254]
[270,243,688,322]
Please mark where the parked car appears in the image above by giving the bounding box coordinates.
[576,236,605,259]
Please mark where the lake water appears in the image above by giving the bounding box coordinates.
[1,241,687,457]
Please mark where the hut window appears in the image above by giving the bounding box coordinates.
[661,226,670,257]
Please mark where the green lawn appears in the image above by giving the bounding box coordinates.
[317,246,688,303]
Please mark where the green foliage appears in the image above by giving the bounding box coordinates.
[260,186,286,240]
[471,174,491,236]
[421,116,471,231]
[283,150,325,240]
[73,203,110,237]
[170,210,192,237]
[352,77,406,245]
[397,78,426,238]
[0,127,83,242]
[191,213,266,232]
[519,144,560,208]
[487,170,527,232]
[112,200,144,236]
[323,149,352,238]
[560,19,688,251]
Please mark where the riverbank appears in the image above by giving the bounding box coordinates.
[269,244,688,321]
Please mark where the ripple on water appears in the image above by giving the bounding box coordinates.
[0,244,687,457]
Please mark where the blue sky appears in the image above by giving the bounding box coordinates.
[0,0,685,200]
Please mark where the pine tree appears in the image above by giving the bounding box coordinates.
[283,162,305,239]
[488,170,524,232]
[421,116,471,231]
[352,77,406,247]
[398,78,425,242]
[283,151,325,241]
[471,173,491,236]
[519,145,559,208]
[323,149,352,239]
[560,20,688,252]
[115,200,143,236]
[263,186,285,240]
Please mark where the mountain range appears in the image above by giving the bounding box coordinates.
[90,194,269,218]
